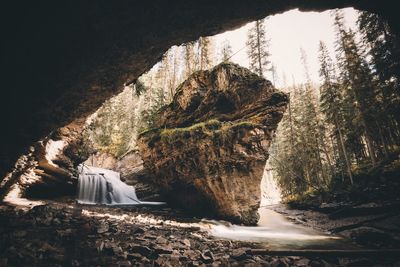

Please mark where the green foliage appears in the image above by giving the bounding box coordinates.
[246,19,271,77]
[140,119,260,149]
[84,87,138,158]
[160,119,222,137]
[274,10,400,203]
[271,84,330,198]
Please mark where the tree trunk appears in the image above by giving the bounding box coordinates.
[363,129,377,166]
[256,20,263,77]
[335,117,353,185]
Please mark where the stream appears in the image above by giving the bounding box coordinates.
[209,206,356,250]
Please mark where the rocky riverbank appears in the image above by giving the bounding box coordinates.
[1,201,400,266]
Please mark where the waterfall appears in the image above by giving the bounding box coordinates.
[260,162,281,206]
[77,164,163,205]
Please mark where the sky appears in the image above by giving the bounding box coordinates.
[213,8,359,87]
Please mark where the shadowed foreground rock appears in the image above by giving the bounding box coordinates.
[138,63,288,225]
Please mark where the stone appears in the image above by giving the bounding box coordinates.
[349,226,395,247]
[295,258,310,266]
[0,258,8,266]
[97,223,109,234]
[183,250,197,260]
[14,230,27,238]
[156,236,168,244]
[118,260,132,267]
[126,253,142,260]
[154,245,173,255]
[138,63,288,224]
[182,238,191,247]
[131,226,145,235]
[310,260,324,267]
[230,249,249,261]
[270,258,289,267]
[200,250,214,263]
[112,246,123,255]
[130,245,152,257]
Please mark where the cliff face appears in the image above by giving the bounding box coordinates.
[138,63,288,225]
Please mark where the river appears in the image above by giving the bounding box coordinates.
[209,206,356,250]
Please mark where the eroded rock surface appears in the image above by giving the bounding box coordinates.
[138,63,288,225]
[1,120,88,201]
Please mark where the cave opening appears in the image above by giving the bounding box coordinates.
[1,3,400,266]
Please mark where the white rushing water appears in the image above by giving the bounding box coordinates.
[209,208,350,250]
[77,164,164,205]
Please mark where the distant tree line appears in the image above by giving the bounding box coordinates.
[271,10,400,198]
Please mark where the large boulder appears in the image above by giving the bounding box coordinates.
[138,63,288,225]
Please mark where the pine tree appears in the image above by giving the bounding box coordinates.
[333,10,380,166]
[220,40,233,62]
[246,19,271,77]
[183,41,196,78]
[198,37,213,70]
[318,40,354,184]
[357,11,400,148]
[270,63,278,87]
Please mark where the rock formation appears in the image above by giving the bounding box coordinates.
[1,120,87,201]
[138,63,288,225]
